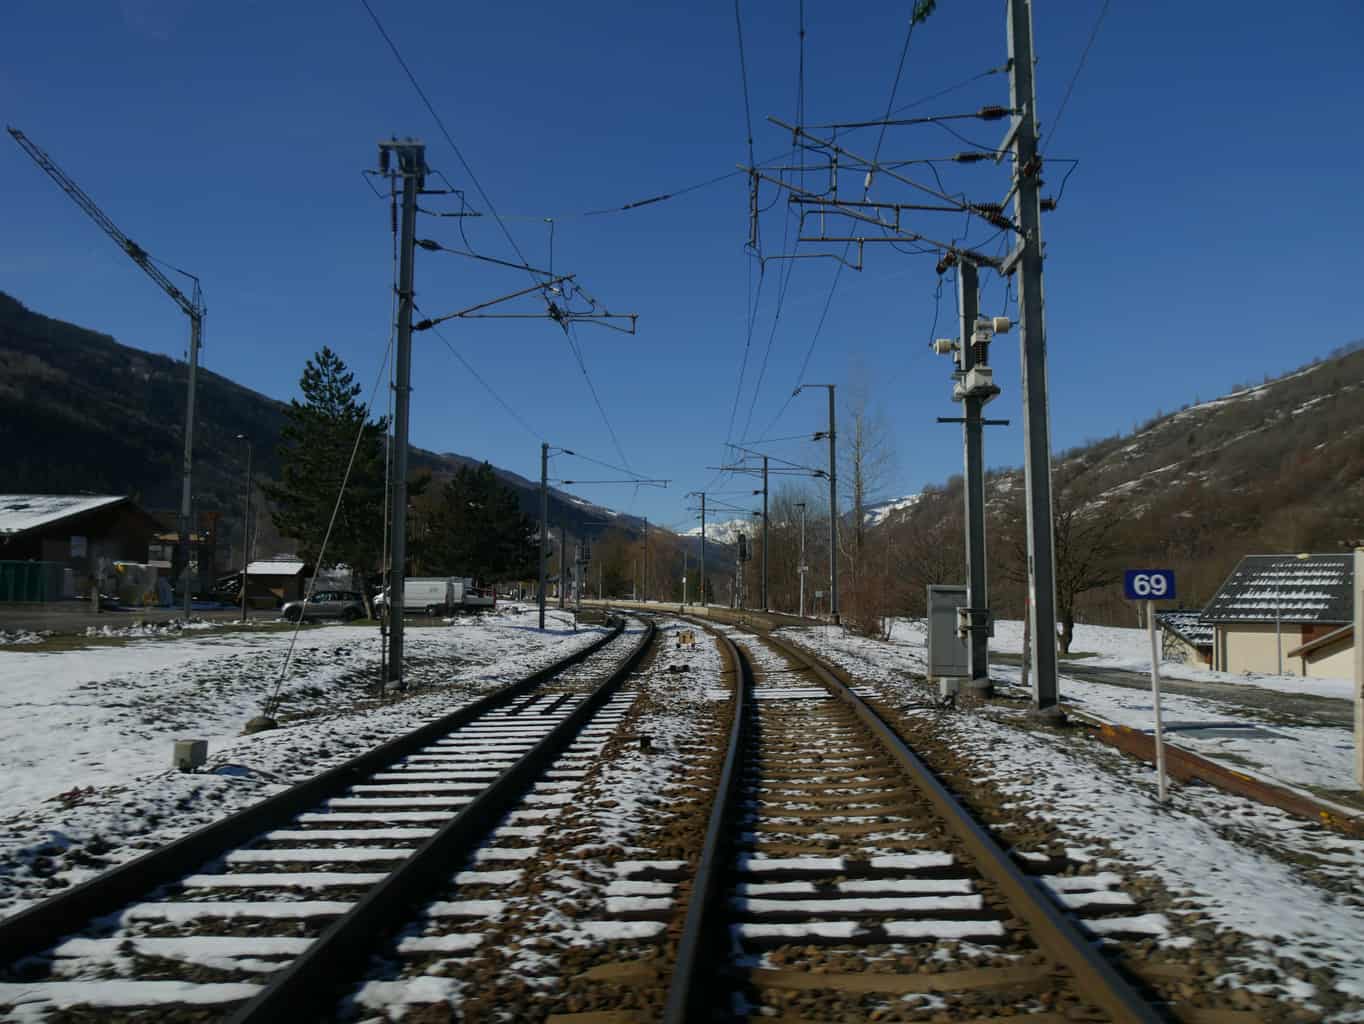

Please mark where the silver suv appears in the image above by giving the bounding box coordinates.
[280,590,366,622]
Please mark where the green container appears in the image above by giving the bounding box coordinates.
[0,561,66,602]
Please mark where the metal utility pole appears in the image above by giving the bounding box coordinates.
[558,525,567,609]
[796,501,807,618]
[380,138,424,691]
[737,534,747,610]
[761,456,770,611]
[237,435,253,623]
[800,384,841,623]
[959,262,992,696]
[643,517,649,603]
[574,542,583,614]
[1005,0,1060,712]
[699,493,706,607]
[1353,548,1362,789]
[9,127,206,617]
[179,319,202,617]
[539,442,549,629]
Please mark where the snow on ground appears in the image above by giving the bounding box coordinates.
[0,605,599,920]
[889,616,1354,700]
[778,624,1364,1018]
[838,619,1357,794]
[990,662,1356,794]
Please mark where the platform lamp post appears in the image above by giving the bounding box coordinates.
[235,433,253,623]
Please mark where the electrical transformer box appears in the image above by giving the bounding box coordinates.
[927,584,969,682]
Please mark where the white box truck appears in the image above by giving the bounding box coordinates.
[375,577,459,616]
[375,576,495,615]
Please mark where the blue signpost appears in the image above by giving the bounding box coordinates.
[1125,568,1175,802]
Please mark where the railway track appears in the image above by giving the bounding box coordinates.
[0,616,653,1022]
[655,622,1172,1023]
[0,609,1313,1021]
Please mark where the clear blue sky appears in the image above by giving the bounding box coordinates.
[4,1,1361,532]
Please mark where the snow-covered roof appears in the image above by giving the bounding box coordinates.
[0,495,128,537]
[246,558,306,577]
[1155,610,1213,648]
[1202,554,1353,625]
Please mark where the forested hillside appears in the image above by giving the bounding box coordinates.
[878,344,1364,629]
[0,293,641,552]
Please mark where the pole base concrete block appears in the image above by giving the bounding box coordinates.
[173,739,207,772]
[965,679,995,699]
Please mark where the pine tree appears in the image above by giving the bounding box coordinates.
[263,347,387,605]
[420,462,537,582]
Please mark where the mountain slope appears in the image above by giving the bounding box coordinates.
[875,342,1364,621]
[0,292,641,545]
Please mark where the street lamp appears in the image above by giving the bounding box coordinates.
[235,434,253,623]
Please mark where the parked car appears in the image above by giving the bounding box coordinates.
[281,590,365,622]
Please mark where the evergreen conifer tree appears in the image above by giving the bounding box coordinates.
[422,462,537,582]
[263,347,387,608]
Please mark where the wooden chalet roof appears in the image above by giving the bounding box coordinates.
[0,494,128,537]
[1201,554,1353,625]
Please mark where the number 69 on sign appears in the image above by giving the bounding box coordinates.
[1124,567,1175,803]
[1124,569,1175,601]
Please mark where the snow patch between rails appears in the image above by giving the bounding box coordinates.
[0,981,262,1018]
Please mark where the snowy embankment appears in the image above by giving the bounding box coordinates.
[889,617,1354,700]
[0,605,597,919]
[780,625,1364,1019]
[798,619,1358,796]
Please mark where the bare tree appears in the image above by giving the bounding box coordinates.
[999,464,1125,654]
[840,380,895,558]
[837,379,897,633]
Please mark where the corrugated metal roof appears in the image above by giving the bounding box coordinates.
[1201,554,1353,624]
[0,494,128,537]
[1156,610,1214,647]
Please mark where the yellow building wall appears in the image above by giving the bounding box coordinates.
[1218,623,1304,676]
[1303,641,1353,679]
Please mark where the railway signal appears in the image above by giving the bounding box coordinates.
[1125,569,1176,801]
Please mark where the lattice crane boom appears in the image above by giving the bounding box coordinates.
[7,126,205,322]
[8,124,207,616]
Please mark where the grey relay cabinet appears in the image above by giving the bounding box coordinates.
[927,585,970,692]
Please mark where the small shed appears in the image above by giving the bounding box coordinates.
[1286,624,1353,679]
[1201,553,1354,676]
[1155,610,1213,667]
[0,494,160,600]
[245,556,308,606]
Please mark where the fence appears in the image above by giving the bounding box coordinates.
[0,561,68,603]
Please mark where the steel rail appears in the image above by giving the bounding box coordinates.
[228,617,655,1022]
[762,633,1164,1024]
[0,619,626,967]
[659,625,750,1024]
